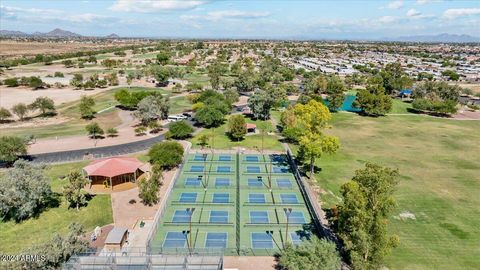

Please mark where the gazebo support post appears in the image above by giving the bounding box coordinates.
[133,170,137,183]
[110,177,113,190]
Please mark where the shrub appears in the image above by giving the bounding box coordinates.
[106,127,118,137]
[148,141,184,170]
[54,71,64,77]
[0,160,52,221]
[4,77,19,87]
[0,107,12,121]
[167,120,194,139]
[135,126,147,136]
[85,122,104,138]
[0,136,27,163]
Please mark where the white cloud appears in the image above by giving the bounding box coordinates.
[379,16,398,23]
[182,10,270,22]
[67,13,111,23]
[0,5,61,15]
[206,10,270,21]
[416,0,443,5]
[406,8,421,17]
[387,1,404,10]
[110,0,207,12]
[443,8,480,20]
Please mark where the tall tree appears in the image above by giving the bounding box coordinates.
[248,89,276,119]
[85,122,104,138]
[224,88,240,104]
[156,51,171,65]
[356,83,392,116]
[63,171,88,211]
[79,95,95,119]
[326,76,346,111]
[338,163,400,270]
[208,61,226,90]
[135,94,170,124]
[299,131,339,177]
[227,115,247,141]
[0,160,52,221]
[195,106,225,127]
[278,237,341,270]
[234,70,257,92]
[138,165,163,206]
[197,134,210,149]
[281,100,340,176]
[29,96,55,116]
[379,62,412,95]
[11,103,29,121]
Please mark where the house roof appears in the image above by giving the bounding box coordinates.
[83,157,144,178]
[245,123,257,129]
[105,227,128,244]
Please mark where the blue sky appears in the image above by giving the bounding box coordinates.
[1,0,479,39]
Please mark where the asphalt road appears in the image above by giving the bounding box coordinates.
[20,107,239,164]
[24,133,166,164]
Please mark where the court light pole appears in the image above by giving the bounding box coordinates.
[283,208,292,248]
[257,176,272,192]
[186,208,196,254]
[203,153,208,189]
[182,230,191,254]
[266,230,281,250]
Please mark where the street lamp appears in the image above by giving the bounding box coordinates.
[182,230,190,253]
[203,153,208,188]
[257,176,272,192]
[197,175,205,189]
[266,230,281,250]
[283,208,293,248]
[186,208,196,253]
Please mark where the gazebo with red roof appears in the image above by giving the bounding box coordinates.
[245,123,257,133]
[83,157,148,190]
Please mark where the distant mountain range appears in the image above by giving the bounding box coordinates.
[0,28,121,39]
[0,29,478,43]
[385,33,480,43]
[106,33,120,39]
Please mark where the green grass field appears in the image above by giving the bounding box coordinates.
[291,112,480,269]
[189,116,283,151]
[169,95,192,114]
[0,161,113,253]
[390,99,414,114]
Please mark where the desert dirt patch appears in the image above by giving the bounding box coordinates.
[0,40,144,58]
[0,86,111,113]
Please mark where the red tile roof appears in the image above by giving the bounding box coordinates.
[83,157,144,178]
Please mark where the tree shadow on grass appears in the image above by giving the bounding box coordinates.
[66,193,96,210]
